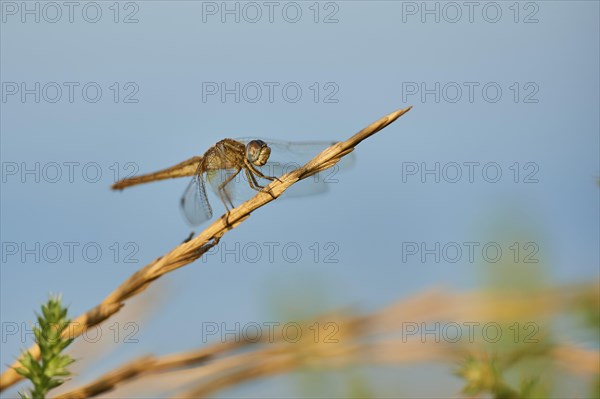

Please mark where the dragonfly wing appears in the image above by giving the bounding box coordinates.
[236,138,355,197]
[236,137,356,174]
[205,168,256,204]
[205,165,329,201]
[235,137,355,166]
[265,161,330,198]
[180,175,213,226]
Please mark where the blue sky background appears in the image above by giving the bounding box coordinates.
[1,1,599,397]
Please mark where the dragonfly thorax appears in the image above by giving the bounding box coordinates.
[245,140,271,166]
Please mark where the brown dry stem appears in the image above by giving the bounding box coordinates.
[53,340,245,399]
[52,285,600,398]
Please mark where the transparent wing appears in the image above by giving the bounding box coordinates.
[236,137,356,198]
[204,168,249,207]
[205,164,326,203]
[236,137,356,169]
[180,174,213,226]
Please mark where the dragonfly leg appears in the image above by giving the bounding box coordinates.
[245,160,283,183]
[217,167,241,211]
[244,166,278,200]
[244,168,264,191]
[221,211,232,226]
[218,194,233,228]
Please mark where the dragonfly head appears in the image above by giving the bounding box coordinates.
[246,140,271,166]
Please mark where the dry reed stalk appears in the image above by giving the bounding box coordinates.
[52,285,600,398]
[175,344,362,398]
[53,340,244,399]
[54,310,362,398]
[175,335,462,399]
[175,293,600,397]
[0,107,413,392]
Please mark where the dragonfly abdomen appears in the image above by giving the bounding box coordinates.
[112,156,203,190]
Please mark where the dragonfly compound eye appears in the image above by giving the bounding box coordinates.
[247,140,271,166]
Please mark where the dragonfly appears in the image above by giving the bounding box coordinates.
[112,138,354,225]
